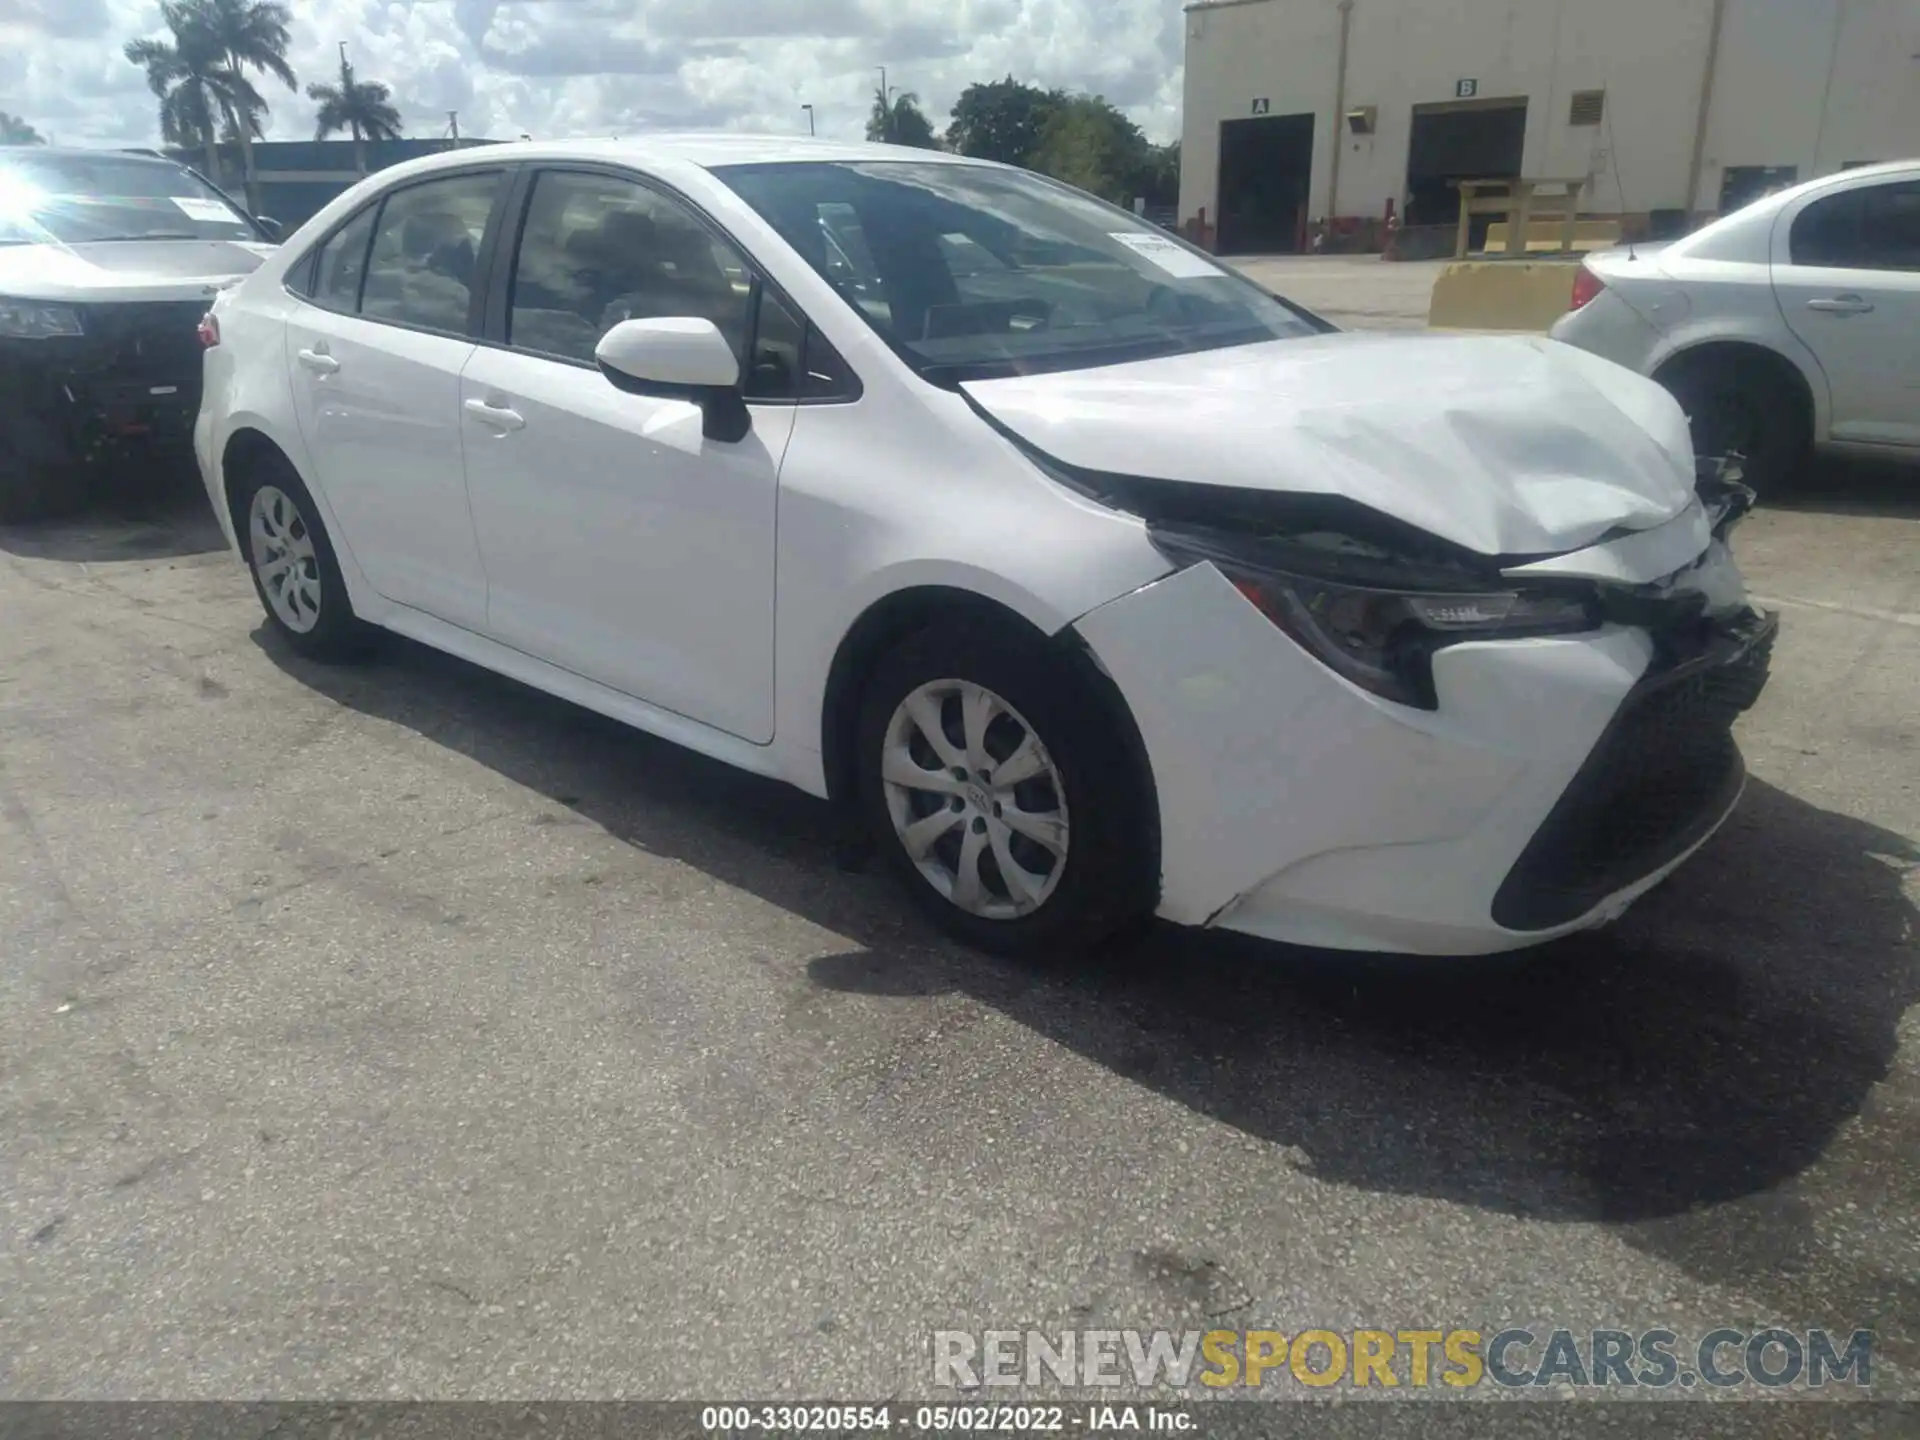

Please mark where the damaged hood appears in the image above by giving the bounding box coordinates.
[0,239,275,304]
[963,331,1700,557]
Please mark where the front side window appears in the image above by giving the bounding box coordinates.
[359,171,502,334]
[0,153,255,246]
[508,170,753,364]
[714,160,1323,383]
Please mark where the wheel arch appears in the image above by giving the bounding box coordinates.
[817,585,1161,879]
[219,423,379,617]
[1650,335,1825,445]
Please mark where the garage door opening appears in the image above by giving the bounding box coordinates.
[1216,112,1315,255]
[1406,98,1528,246]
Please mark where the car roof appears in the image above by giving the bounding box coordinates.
[373,134,993,181]
[0,145,185,166]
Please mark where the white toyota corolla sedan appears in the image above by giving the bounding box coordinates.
[195,136,1775,958]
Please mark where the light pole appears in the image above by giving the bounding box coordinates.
[876,66,897,141]
[801,103,815,136]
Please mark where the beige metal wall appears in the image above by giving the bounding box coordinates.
[1180,0,1920,233]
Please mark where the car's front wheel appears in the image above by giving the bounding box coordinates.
[855,622,1156,958]
[233,457,370,661]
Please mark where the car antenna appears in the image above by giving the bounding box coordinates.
[1603,92,1636,259]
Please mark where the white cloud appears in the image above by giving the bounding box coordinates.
[6,0,1183,149]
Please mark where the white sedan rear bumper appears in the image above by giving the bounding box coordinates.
[1074,562,1767,956]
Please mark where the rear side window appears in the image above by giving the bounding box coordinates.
[1861,182,1920,270]
[359,171,503,333]
[308,205,377,310]
[1791,181,1920,271]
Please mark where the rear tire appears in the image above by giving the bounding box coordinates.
[1659,352,1808,500]
[855,622,1157,959]
[231,454,372,662]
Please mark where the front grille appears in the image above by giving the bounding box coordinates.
[76,301,210,379]
[52,301,208,444]
[1492,612,1776,933]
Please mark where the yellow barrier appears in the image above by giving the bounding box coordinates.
[1483,218,1623,253]
[1427,260,1582,333]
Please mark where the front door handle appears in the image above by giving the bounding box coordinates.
[463,397,526,432]
[296,348,340,375]
[1806,295,1875,315]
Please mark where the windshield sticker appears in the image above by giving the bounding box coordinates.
[1108,231,1226,279]
[170,195,238,223]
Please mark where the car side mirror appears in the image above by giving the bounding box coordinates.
[254,215,284,242]
[595,316,751,443]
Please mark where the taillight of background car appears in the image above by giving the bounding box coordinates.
[197,312,221,348]
[1568,263,1605,313]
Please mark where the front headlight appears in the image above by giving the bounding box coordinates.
[1154,528,1595,709]
[0,297,84,339]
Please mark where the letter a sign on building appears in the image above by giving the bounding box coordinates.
[1252,97,1271,114]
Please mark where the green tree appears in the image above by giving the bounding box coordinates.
[945,76,1064,167]
[125,10,246,187]
[865,84,939,149]
[1027,94,1150,205]
[1138,140,1180,208]
[308,48,403,176]
[0,112,45,145]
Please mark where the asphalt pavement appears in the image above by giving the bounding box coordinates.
[2,456,1916,1412]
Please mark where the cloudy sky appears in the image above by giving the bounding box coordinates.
[0,0,1185,150]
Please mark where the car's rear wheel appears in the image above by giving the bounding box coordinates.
[1659,351,1808,500]
[233,457,371,661]
[855,622,1156,958]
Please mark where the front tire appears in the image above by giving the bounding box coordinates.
[232,456,371,662]
[855,623,1156,958]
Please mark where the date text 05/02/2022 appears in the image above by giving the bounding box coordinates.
[700,1404,1192,1432]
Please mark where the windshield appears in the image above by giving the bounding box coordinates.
[714,160,1324,382]
[0,153,256,246]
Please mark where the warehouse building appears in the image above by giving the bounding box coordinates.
[1180,0,1920,254]
[161,138,498,230]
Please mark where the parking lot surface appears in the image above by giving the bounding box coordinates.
[3,452,1917,1408]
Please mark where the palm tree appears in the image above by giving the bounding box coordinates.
[865,84,938,149]
[191,0,299,212]
[125,15,241,186]
[308,46,402,176]
[0,112,45,145]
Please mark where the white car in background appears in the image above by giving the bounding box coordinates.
[1553,159,1920,495]
[196,137,1774,959]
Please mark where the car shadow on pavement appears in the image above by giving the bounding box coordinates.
[260,628,1918,1353]
[1772,453,1920,519]
[0,485,226,563]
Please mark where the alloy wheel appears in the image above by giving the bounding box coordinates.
[880,679,1071,920]
[248,484,323,634]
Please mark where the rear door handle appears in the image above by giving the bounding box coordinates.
[463,397,526,432]
[296,348,340,375]
[1806,295,1875,315]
